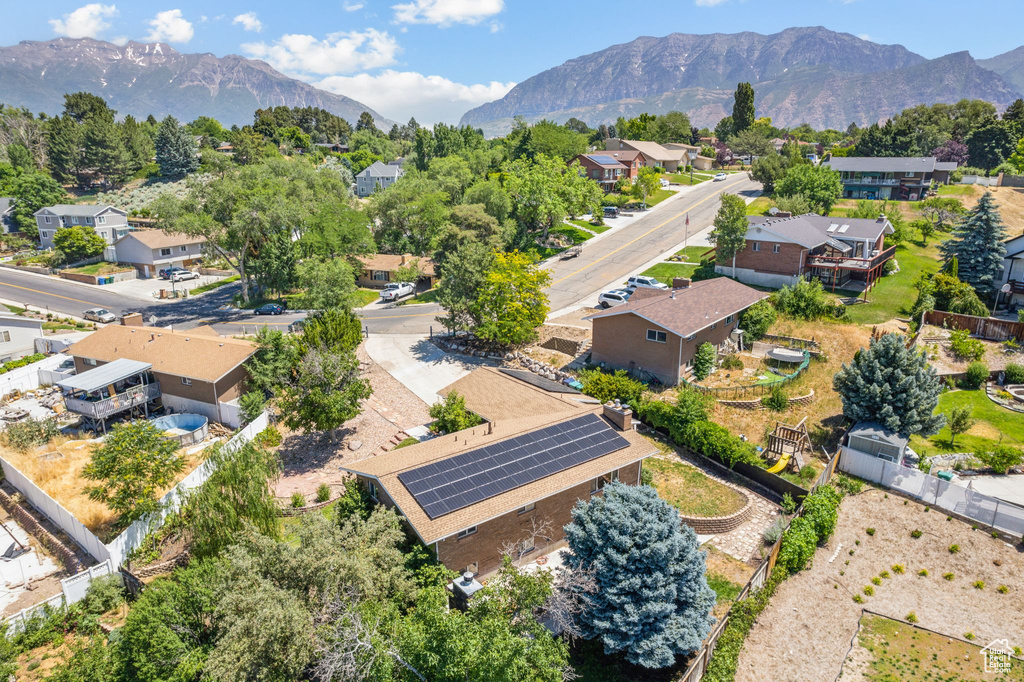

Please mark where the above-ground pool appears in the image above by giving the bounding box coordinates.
[151,413,209,446]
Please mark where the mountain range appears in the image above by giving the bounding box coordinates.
[0,38,389,128]
[460,27,1024,135]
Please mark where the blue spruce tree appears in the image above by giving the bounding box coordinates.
[938,191,1007,296]
[563,482,715,668]
[155,115,200,178]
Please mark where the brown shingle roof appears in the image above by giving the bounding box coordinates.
[118,229,206,250]
[583,278,769,338]
[67,325,255,383]
[342,408,656,543]
[439,367,593,423]
[356,254,436,278]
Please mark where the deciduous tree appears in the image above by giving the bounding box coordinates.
[776,163,842,214]
[708,193,748,277]
[472,251,550,346]
[52,225,105,263]
[279,347,371,441]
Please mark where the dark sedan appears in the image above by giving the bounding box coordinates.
[253,303,285,315]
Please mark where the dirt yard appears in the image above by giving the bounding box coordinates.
[918,324,1023,375]
[735,489,1024,682]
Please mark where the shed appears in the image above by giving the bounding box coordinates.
[845,421,909,464]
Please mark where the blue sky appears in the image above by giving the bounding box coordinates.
[3,1,1023,124]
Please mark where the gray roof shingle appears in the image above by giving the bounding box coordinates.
[823,156,939,173]
[747,213,892,246]
[34,204,124,217]
[357,161,402,178]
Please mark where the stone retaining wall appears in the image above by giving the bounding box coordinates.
[678,487,754,534]
[129,551,190,578]
[278,492,340,517]
[540,336,584,356]
[0,486,82,573]
[60,269,136,285]
[718,389,814,411]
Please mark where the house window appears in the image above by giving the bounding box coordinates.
[372,270,389,281]
[591,470,619,493]
[160,248,172,257]
[752,242,761,252]
[83,358,97,366]
[85,218,92,225]
[687,333,696,341]
[180,246,188,253]
[40,232,48,239]
[98,232,106,240]
[710,322,717,330]
[465,562,479,575]
[457,526,477,539]
[772,243,780,253]
[367,481,378,500]
[725,315,734,324]
[646,329,667,343]
[905,172,914,178]
[521,536,536,553]
[0,331,9,343]
[181,377,192,386]
[97,216,106,225]
[44,216,52,224]
[518,502,536,514]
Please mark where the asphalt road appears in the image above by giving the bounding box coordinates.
[0,173,758,335]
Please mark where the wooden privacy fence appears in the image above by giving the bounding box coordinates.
[923,310,1024,342]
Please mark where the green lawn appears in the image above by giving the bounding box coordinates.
[65,261,132,275]
[394,288,439,306]
[746,196,775,215]
[706,573,743,603]
[910,389,1024,455]
[569,218,610,234]
[663,173,708,186]
[673,245,713,262]
[640,262,699,281]
[645,457,748,517]
[550,223,593,244]
[191,274,240,296]
[1,303,26,315]
[351,288,382,308]
[644,188,676,207]
[937,184,975,196]
[841,236,942,325]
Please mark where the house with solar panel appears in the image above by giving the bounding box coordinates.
[721,213,896,290]
[570,154,629,191]
[341,367,657,578]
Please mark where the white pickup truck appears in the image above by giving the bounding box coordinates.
[379,282,415,301]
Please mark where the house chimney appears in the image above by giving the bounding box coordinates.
[775,211,792,218]
[602,401,633,431]
[672,278,691,289]
[120,312,143,327]
[877,213,886,223]
[401,254,409,265]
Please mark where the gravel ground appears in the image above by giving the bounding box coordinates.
[735,489,1024,682]
[273,344,431,499]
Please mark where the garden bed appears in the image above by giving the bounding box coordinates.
[918,324,1021,375]
[735,488,1024,682]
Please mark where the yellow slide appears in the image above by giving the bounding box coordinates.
[765,453,791,474]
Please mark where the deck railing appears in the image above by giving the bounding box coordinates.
[63,382,161,420]
[807,244,896,271]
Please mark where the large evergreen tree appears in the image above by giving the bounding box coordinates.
[563,482,716,669]
[45,114,85,184]
[833,333,946,437]
[938,191,1007,295]
[83,114,132,186]
[155,115,200,177]
[731,82,755,135]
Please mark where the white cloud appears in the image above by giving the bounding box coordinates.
[232,12,262,32]
[316,70,515,125]
[144,9,194,43]
[392,0,504,26]
[857,33,873,42]
[50,3,118,39]
[243,30,400,75]
[343,2,365,11]
[111,35,129,46]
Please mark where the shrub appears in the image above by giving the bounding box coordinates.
[911,529,922,538]
[334,477,371,520]
[976,444,1023,474]
[762,518,785,545]
[879,570,890,579]
[3,418,60,452]
[640,466,653,486]
[948,544,960,554]
[777,516,817,573]
[761,383,788,411]
[238,391,267,425]
[865,527,876,536]
[835,474,863,496]
[674,420,761,468]
[720,354,744,370]
[965,632,975,641]
[798,465,816,482]
[738,300,776,341]
[918,569,929,577]
[780,493,797,514]
[256,425,282,448]
[80,574,125,616]
[863,585,874,596]
[428,391,483,435]
[692,342,716,381]
[962,361,989,389]
[871,576,882,586]
[578,369,645,406]
[949,329,986,362]
[906,612,918,623]
[998,584,1009,594]
[943,572,955,581]
[973,580,985,590]
[290,492,305,508]
[772,278,841,320]
[852,594,864,604]
[1004,363,1024,384]
[315,484,331,503]
[892,564,905,574]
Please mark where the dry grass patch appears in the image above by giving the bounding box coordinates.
[0,436,207,541]
[646,456,748,518]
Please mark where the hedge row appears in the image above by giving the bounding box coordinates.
[0,353,46,375]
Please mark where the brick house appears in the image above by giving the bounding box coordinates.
[355,253,436,290]
[584,278,769,385]
[604,139,713,172]
[570,154,629,191]
[592,149,643,180]
[65,324,255,427]
[821,156,957,201]
[342,369,656,578]
[720,213,895,290]
[112,229,206,278]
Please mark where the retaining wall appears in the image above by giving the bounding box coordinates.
[718,389,815,410]
[678,486,753,534]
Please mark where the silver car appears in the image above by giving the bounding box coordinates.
[597,289,631,308]
[83,308,116,323]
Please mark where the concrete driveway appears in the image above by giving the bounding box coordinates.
[962,475,1024,507]
[363,333,494,405]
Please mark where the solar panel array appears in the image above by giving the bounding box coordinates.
[589,155,622,166]
[398,413,628,519]
[499,368,580,394]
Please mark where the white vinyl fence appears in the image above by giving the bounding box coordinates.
[4,561,114,633]
[0,354,69,399]
[839,448,1024,537]
[0,411,269,567]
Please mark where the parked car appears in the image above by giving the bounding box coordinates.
[379,281,415,301]
[170,270,199,282]
[625,275,669,291]
[159,266,189,279]
[713,172,727,182]
[83,308,116,323]
[287,318,306,334]
[660,178,670,188]
[597,289,632,308]
[602,206,620,219]
[254,303,285,315]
